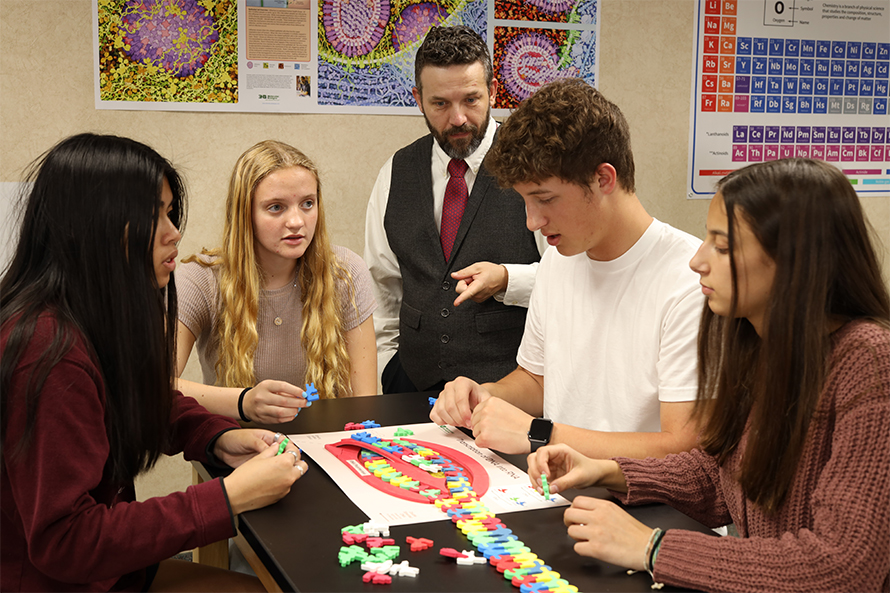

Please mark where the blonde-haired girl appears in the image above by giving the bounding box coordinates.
[176,140,377,423]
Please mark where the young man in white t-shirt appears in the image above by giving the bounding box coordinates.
[430,79,705,459]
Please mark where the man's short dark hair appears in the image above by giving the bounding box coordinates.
[414,26,493,92]
[487,78,636,193]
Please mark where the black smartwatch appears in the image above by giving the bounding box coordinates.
[528,417,553,452]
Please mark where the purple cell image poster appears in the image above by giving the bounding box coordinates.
[98,0,237,104]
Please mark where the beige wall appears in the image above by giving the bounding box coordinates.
[2,0,888,501]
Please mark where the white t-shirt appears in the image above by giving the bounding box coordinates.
[517,219,703,433]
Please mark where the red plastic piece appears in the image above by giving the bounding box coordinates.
[512,574,539,587]
[439,547,468,559]
[488,553,514,566]
[406,536,434,552]
[362,571,392,585]
[366,537,395,548]
[341,532,369,545]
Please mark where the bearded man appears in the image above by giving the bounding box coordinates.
[364,25,545,394]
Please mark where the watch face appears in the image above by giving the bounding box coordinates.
[528,418,553,441]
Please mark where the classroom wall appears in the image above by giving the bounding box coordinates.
[2,0,888,501]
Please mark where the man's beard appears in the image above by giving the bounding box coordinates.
[425,107,490,160]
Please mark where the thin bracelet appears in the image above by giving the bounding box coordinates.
[238,387,252,423]
[643,527,662,576]
[647,528,667,576]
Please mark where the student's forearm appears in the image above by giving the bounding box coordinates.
[551,424,694,460]
[483,366,544,417]
[176,378,242,419]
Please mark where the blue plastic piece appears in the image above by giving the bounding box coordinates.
[304,382,319,402]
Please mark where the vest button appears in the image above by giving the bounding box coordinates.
[442,281,451,290]
[440,334,450,344]
[440,308,450,318]
[437,361,445,369]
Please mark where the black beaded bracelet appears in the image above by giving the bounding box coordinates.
[238,387,252,423]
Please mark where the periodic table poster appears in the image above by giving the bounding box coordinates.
[687,0,890,198]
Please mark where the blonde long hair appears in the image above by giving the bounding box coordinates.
[185,140,354,397]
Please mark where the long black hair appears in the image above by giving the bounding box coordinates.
[693,158,889,512]
[1,133,187,484]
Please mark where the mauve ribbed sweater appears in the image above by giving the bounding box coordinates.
[614,320,890,593]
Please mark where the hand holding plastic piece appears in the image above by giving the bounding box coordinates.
[451,261,508,306]
[430,376,491,428]
[213,429,275,468]
[243,379,309,424]
[526,444,626,495]
[563,496,652,571]
[223,439,307,515]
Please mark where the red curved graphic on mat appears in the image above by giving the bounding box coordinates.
[325,437,490,504]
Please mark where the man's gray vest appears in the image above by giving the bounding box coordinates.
[384,134,540,391]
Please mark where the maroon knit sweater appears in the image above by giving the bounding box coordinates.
[614,320,890,592]
[1,315,239,592]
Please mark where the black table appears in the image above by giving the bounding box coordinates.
[195,393,714,592]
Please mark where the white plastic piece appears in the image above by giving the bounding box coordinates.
[456,550,486,565]
[360,559,392,574]
[362,521,391,537]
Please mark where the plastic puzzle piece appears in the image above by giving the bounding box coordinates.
[428,396,437,407]
[275,436,290,455]
[362,571,393,585]
[341,532,369,545]
[304,382,319,403]
[369,545,401,561]
[338,545,369,566]
[439,547,468,559]
[391,560,419,577]
[341,524,365,534]
[540,473,554,501]
[366,537,395,548]
[406,536,434,552]
[362,521,390,537]
[361,420,381,428]
[393,427,414,437]
[361,559,393,574]
[456,550,487,565]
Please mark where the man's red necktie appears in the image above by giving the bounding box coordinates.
[441,158,469,260]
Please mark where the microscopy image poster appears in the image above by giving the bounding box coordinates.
[687,0,890,198]
[93,0,599,114]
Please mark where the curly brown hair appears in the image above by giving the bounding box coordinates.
[414,25,493,92]
[486,78,635,192]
